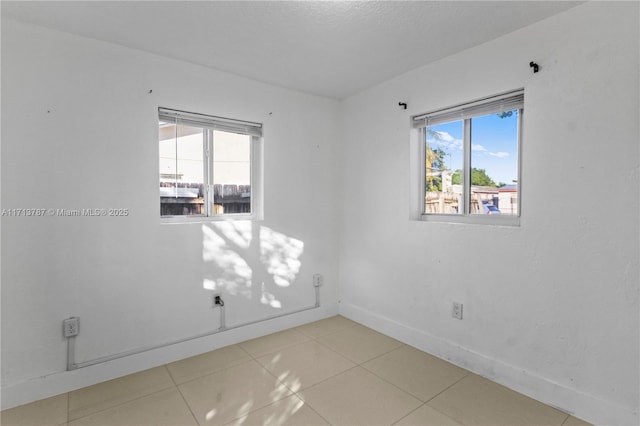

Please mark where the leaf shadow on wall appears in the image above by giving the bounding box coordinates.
[201,222,305,313]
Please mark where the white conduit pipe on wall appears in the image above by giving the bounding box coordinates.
[66,285,321,371]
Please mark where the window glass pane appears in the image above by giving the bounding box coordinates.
[425,121,464,214]
[159,121,205,216]
[212,130,251,214]
[469,110,519,215]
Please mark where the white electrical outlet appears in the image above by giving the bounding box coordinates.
[452,302,463,320]
[313,273,323,287]
[63,317,80,337]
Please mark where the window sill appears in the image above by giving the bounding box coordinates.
[160,213,259,224]
[419,213,520,227]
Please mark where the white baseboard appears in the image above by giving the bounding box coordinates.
[1,304,338,410]
[339,302,638,426]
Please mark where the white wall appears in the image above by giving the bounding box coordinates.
[1,19,340,408]
[338,3,639,426]
[3,3,639,425]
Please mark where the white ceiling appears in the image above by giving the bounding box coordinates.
[1,1,582,99]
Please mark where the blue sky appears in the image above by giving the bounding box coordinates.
[426,110,519,185]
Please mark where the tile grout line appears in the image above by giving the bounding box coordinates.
[66,384,177,424]
[359,361,447,405]
[342,338,471,426]
[66,366,178,424]
[307,322,408,366]
[164,362,180,386]
[168,355,254,387]
[355,341,407,365]
[237,328,312,360]
[0,318,350,423]
[559,412,572,426]
[423,371,471,405]
[167,351,296,426]
[287,331,414,422]
[331,321,578,425]
[295,363,362,395]
[214,342,308,425]
[10,317,583,426]
[160,364,200,425]
[389,402,432,426]
[290,322,447,426]
[169,355,266,426]
[420,373,479,426]
[171,379,201,425]
[297,397,333,426]
[282,321,413,396]
[229,321,369,424]
[66,391,71,425]
[307,330,367,364]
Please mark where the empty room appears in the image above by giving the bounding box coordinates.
[1,1,638,425]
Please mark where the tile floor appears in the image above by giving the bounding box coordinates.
[1,316,592,426]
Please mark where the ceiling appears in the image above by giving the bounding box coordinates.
[1,1,582,99]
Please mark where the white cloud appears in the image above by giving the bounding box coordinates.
[489,151,510,158]
[427,133,511,159]
[435,131,454,142]
[427,131,462,150]
[472,145,510,158]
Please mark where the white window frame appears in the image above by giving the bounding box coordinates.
[410,89,523,226]
[159,107,263,223]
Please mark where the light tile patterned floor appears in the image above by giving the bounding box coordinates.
[1,315,592,426]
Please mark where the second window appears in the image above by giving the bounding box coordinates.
[413,90,523,219]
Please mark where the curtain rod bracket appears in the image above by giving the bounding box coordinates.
[529,61,539,73]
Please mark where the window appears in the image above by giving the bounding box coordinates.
[159,108,263,220]
[412,90,523,224]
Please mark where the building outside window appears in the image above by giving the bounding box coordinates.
[158,108,263,220]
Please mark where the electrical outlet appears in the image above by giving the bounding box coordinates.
[452,302,463,320]
[313,273,323,287]
[213,294,224,306]
[63,317,79,337]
